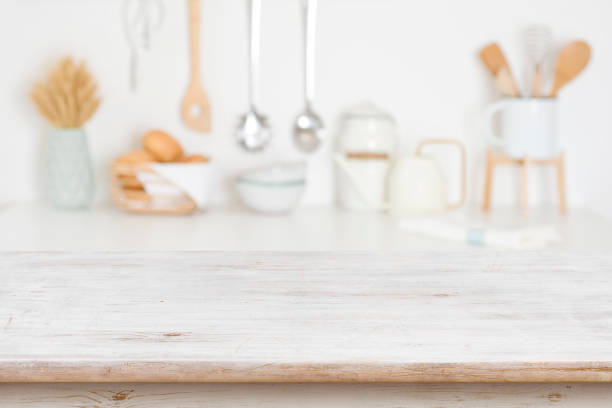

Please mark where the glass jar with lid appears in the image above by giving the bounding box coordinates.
[334,102,398,211]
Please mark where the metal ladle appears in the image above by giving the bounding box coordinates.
[293,0,324,153]
[236,0,271,152]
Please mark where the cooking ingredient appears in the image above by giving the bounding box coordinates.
[30,57,101,128]
[143,130,183,162]
[181,0,211,133]
[111,130,210,214]
[178,154,209,163]
[549,40,591,97]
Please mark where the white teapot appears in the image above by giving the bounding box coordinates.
[334,138,466,216]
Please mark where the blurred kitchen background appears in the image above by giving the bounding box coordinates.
[0,0,609,219]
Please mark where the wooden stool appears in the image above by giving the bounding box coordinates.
[482,149,567,214]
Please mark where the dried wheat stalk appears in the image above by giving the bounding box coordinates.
[30,57,101,128]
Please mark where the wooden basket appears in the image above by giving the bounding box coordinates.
[110,161,197,215]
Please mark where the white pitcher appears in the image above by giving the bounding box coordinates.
[334,138,467,216]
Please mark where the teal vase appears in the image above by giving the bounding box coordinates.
[46,128,95,209]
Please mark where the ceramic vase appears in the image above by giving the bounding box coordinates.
[46,128,94,209]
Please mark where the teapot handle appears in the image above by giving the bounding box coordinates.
[415,138,467,210]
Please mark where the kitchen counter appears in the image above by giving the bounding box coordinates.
[2,251,612,383]
[0,202,610,251]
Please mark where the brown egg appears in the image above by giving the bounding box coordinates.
[142,130,183,162]
[115,150,156,165]
[177,154,210,163]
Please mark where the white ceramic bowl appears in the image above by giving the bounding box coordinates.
[236,162,306,214]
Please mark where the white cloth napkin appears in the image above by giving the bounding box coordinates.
[398,217,562,250]
[137,163,212,209]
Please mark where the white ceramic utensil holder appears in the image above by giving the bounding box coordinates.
[484,98,559,159]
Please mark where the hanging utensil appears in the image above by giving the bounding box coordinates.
[549,40,591,97]
[293,0,325,153]
[525,24,553,97]
[236,0,271,151]
[181,0,212,133]
[122,0,164,92]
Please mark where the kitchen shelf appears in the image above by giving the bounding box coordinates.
[0,202,610,252]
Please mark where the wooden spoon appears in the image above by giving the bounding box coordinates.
[181,0,211,133]
[479,43,521,97]
[549,41,591,97]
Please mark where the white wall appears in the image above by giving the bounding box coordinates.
[1,0,610,215]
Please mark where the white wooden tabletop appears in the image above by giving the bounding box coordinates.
[2,252,612,382]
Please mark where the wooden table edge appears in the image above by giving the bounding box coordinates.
[2,361,612,383]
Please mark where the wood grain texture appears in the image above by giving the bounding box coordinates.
[2,383,612,407]
[2,252,612,383]
[482,150,567,215]
[181,0,211,133]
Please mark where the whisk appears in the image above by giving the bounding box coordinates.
[123,0,165,92]
[525,24,553,97]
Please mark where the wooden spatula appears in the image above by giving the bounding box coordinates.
[496,67,521,97]
[549,41,591,97]
[181,0,211,133]
[479,43,521,97]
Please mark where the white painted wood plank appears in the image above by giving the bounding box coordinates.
[1,252,612,382]
[2,383,612,407]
